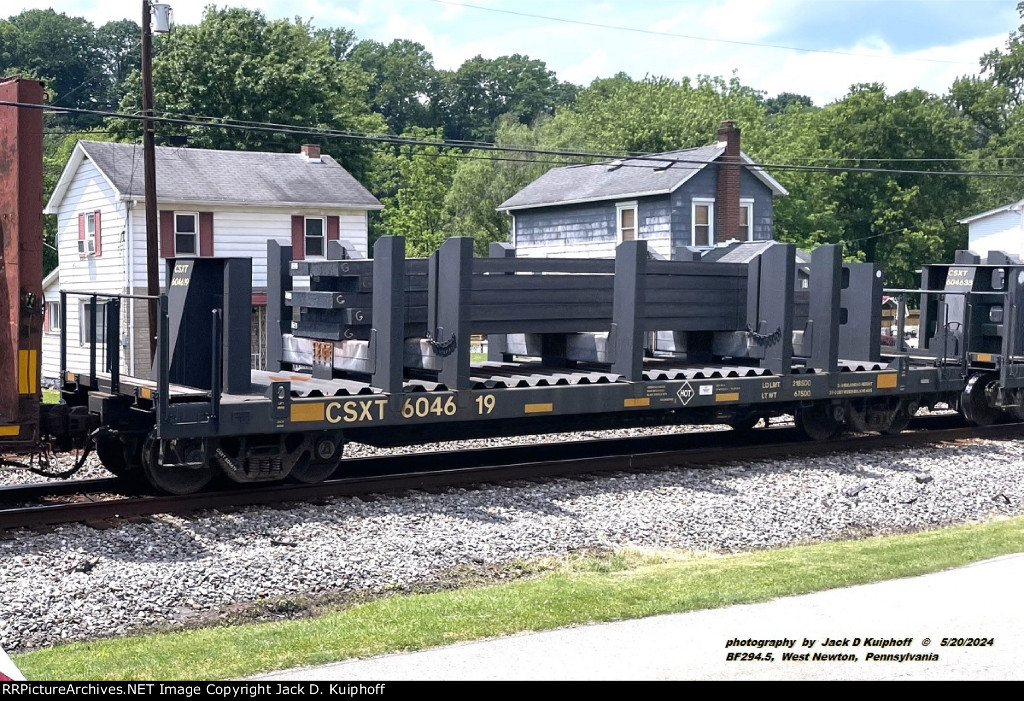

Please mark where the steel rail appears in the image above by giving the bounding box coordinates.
[0,416,1017,531]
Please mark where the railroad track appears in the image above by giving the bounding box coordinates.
[1,416,1019,531]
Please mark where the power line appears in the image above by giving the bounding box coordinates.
[427,0,975,66]
[4,99,1024,178]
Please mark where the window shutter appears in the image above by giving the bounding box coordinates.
[43,304,50,334]
[327,215,340,241]
[159,210,175,258]
[291,215,305,260]
[199,212,214,257]
[78,213,85,258]
[93,210,102,256]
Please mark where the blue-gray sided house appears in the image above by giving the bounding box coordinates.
[497,121,787,258]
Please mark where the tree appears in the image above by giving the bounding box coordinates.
[432,54,577,142]
[544,74,769,154]
[0,9,107,126]
[444,117,558,254]
[349,39,436,135]
[768,84,972,287]
[376,128,459,256]
[950,2,1024,211]
[96,19,141,109]
[112,8,383,180]
[762,92,814,116]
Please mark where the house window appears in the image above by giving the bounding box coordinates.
[78,213,96,255]
[305,217,326,257]
[47,301,61,333]
[692,199,714,247]
[740,200,754,241]
[80,300,107,345]
[175,213,198,255]
[616,202,638,243]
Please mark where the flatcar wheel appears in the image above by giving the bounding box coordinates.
[289,458,341,484]
[961,374,1002,427]
[289,435,344,484]
[728,415,761,432]
[796,403,840,441]
[95,434,130,477]
[882,400,917,435]
[142,436,214,495]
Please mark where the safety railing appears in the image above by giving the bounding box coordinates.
[59,290,158,396]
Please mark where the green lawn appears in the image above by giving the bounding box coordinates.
[14,515,1024,681]
[41,389,60,404]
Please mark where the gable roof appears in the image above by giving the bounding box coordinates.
[958,198,1024,225]
[497,145,788,212]
[45,141,381,213]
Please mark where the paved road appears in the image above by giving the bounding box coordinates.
[252,554,1024,681]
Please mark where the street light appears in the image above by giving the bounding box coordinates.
[143,1,171,364]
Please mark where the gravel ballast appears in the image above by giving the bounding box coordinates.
[1,432,1022,652]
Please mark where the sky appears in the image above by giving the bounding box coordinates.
[11,0,1024,106]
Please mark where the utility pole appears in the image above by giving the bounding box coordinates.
[142,0,159,361]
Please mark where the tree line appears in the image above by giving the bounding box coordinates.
[5,5,1024,287]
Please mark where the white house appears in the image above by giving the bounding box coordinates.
[958,199,1024,259]
[42,141,381,381]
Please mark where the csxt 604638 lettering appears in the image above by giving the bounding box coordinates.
[3,77,1023,494]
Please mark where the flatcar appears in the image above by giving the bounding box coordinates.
[3,77,1023,494]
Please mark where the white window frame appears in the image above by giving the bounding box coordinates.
[692,198,715,247]
[47,300,61,333]
[174,212,199,257]
[740,198,755,241]
[78,212,97,256]
[79,299,107,346]
[615,201,638,244]
[305,216,327,259]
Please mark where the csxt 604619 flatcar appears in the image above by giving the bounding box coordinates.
[2,76,1022,494]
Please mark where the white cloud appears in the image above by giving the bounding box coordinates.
[562,49,610,86]
[751,33,1003,105]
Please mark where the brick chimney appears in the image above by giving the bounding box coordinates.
[301,144,321,161]
[715,120,741,244]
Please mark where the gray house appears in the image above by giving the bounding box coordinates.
[497,121,787,259]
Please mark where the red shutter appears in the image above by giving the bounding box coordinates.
[159,210,175,258]
[199,212,214,257]
[78,213,85,258]
[327,215,340,241]
[43,303,50,334]
[93,210,102,256]
[291,215,305,260]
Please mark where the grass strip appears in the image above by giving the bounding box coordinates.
[16,515,1024,681]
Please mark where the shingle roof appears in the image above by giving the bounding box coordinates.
[79,141,381,209]
[701,240,778,263]
[497,145,787,211]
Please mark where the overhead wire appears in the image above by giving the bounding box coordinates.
[3,99,1024,178]
[425,0,977,66]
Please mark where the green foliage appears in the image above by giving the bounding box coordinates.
[761,84,972,286]
[950,3,1024,213]
[544,74,769,154]
[111,7,384,181]
[350,39,436,135]
[376,128,459,256]
[761,91,815,115]
[95,19,141,109]
[0,9,108,126]
[444,118,558,255]
[432,54,577,143]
